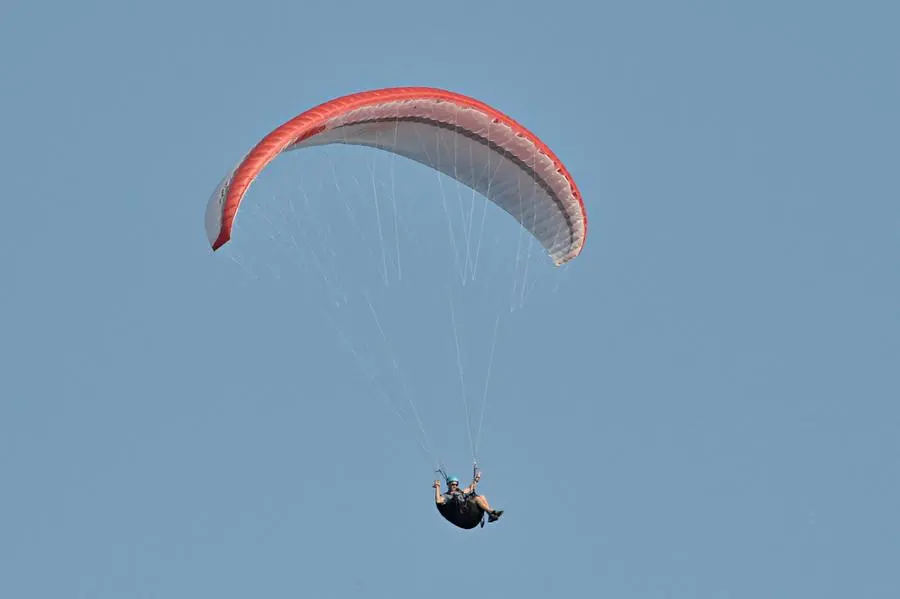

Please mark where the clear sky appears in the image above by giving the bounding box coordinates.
[2,0,898,597]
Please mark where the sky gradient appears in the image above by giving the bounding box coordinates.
[2,1,898,597]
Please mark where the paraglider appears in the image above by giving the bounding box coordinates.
[205,87,587,530]
[434,468,503,529]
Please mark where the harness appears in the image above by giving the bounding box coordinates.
[436,462,486,528]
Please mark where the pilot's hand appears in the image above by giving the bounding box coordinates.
[433,480,442,488]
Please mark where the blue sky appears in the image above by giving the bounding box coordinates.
[2,0,898,597]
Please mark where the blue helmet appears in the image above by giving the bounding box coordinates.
[447,476,460,484]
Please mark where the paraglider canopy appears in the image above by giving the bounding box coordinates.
[205,87,587,266]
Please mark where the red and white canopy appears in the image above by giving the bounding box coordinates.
[205,87,587,265]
